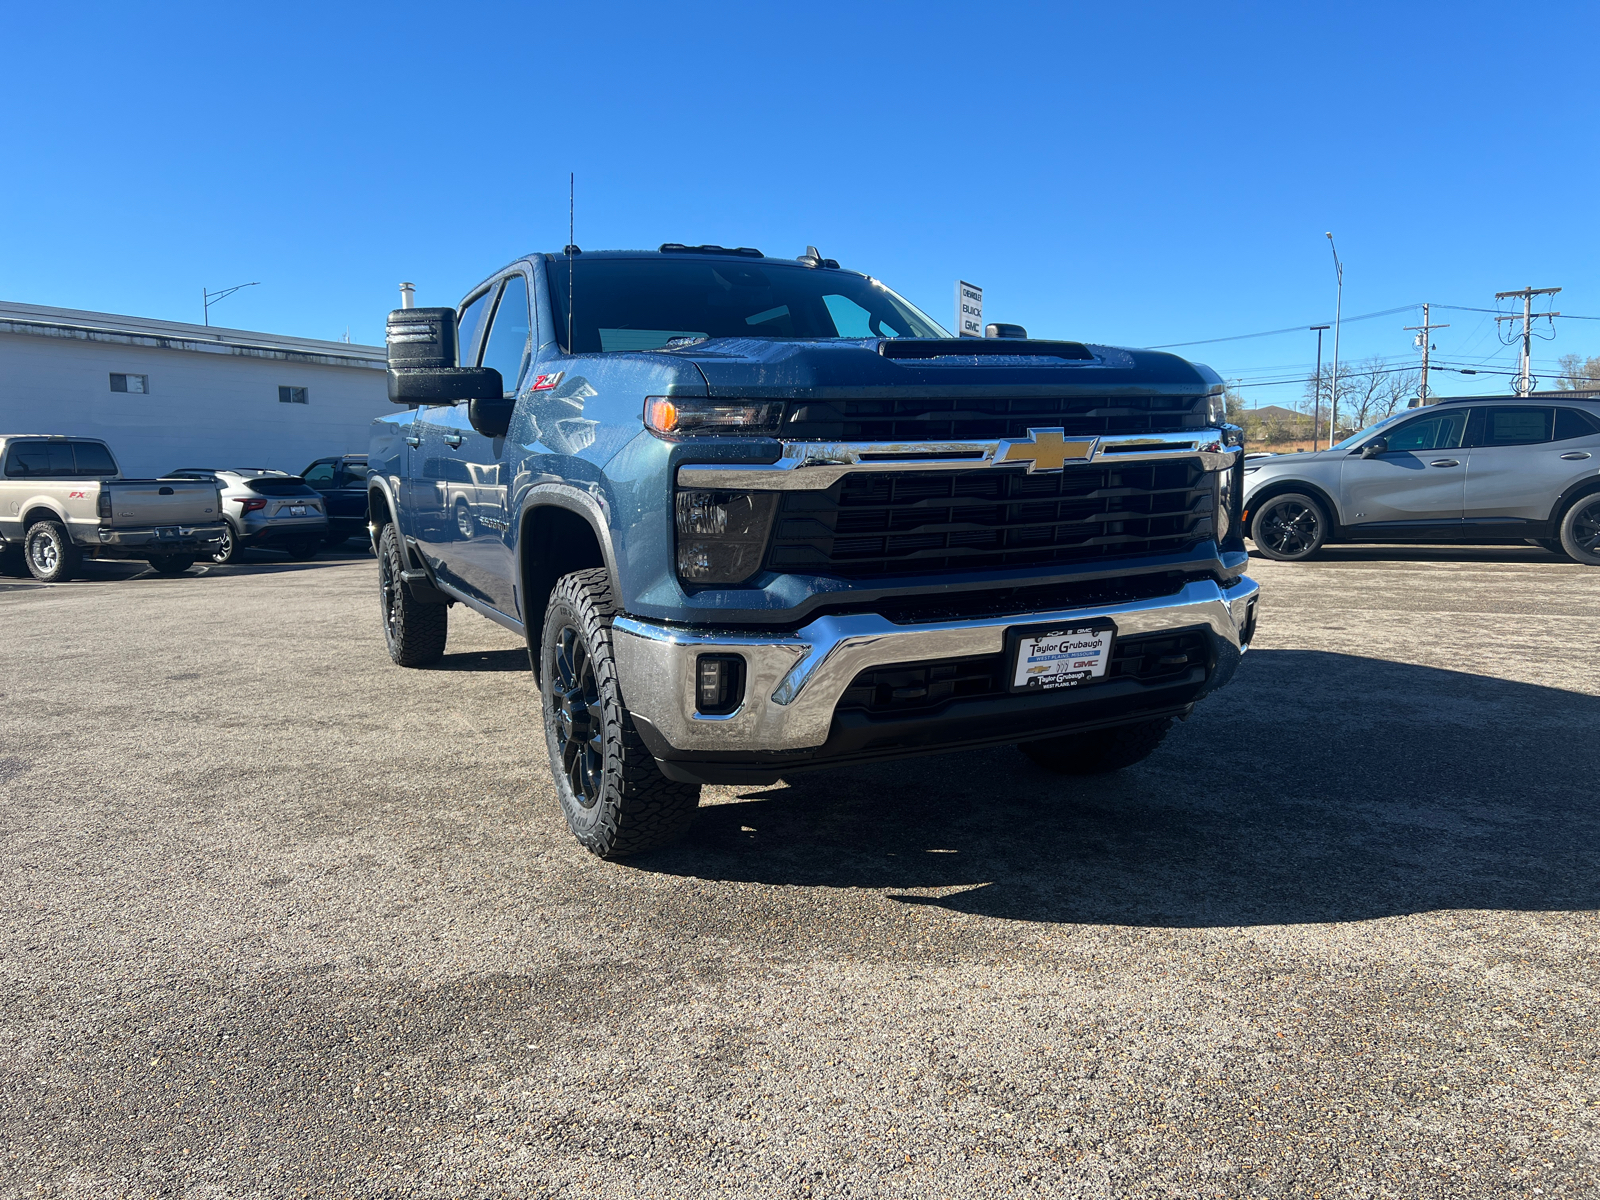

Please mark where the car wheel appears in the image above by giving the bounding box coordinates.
[283,537,322,560]
[541,567,701,858]
[377,523,447,666]
[1558,494,1600,565]
[146,555,195,575]
[211,523,237,564]
[1250,492,1329,561]
[1019,718,1174,775]
[24,520,83,583]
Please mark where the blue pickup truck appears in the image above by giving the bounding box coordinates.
[369,244,1258,857]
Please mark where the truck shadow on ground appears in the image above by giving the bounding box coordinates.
[631,649,1599,927]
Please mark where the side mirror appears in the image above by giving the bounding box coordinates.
[385,306,504,406]
[1360,439,1387,458]
[985,323,1028,339]
[467,397,515,438]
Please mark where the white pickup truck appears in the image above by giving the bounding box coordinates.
[0,435,227,581]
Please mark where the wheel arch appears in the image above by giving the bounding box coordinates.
[1243,478,1344,538]
[518,487,619,680]
[1547,475,1600,526]
[22,503,68,530]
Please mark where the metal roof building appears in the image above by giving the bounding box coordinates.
[0,301,388,479]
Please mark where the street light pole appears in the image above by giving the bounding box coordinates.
[1310,324,1329,448]
[1324,234,1343,450]
[202,281,260,326]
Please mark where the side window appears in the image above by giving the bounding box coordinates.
[457,288,494,368]
[70,442,117,476]
[1384,409,1469,453]
[1475,406,1554,447]
[302,461,336,486]
[480,274,532,396]
[338,461,368,487]
[4,442,73,477]
[1553,408,1600,441]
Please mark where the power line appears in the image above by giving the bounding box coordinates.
[1144,305,1417,349]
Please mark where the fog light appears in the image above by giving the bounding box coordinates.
[696,655,745,715]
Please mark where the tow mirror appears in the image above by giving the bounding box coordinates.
[985,323,1028,339]
[1360,438,1387,458]
[385,307,504,407]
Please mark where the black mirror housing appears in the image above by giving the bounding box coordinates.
[468,396,516,438]
[386,307,459,369]
[985,323,1028,339]
[1360,439,1387,458]
[387,367,504,406]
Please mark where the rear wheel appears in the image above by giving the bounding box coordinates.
[1019,718,1174,775]
[377,523,447,666]
[1558,494,1600,566]
[1250,492,1329,561]
[541,568,701,858]
[146,555,195,575]
[211,523,237,564]
[24,521,82,583]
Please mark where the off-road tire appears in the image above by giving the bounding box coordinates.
[1250,492,1329,561]
[211,523,238,564]
[1019,718,1174,775]
[541,567,701,858]
[1558,494,1600,566]
[377,523,447,666]
[24,520,83,583]
[146,555,195,575]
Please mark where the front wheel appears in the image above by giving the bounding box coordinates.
[541,568,701,858]
[1250,492,1329,561]
[377,523,447,666]
[24,521,83,583]
[1019,718,1174,775]
[1558,494,1600,565]
[146,555,195,575]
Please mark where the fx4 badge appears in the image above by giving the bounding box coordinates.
[993,429,1098,473]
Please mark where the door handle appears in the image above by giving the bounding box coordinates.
[443,433,464,448]
[404,435,421,448]
[1560,451,1592,460]
[1429,459,1460,468]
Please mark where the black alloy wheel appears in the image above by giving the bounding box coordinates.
[1250,493,1328,562]
[377,523,447,666]
[549,624,606,808]
[1559,494,1600,566]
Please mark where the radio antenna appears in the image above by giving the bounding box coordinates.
[567,172,574,354]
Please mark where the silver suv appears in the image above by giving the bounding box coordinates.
[1242,398,1600,563]
[165,468,328,563]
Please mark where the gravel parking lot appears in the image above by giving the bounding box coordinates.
[1,544,1596,1198]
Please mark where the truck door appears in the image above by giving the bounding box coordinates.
[430,272,528,616]
[1338,406,1470,533]
[408,285,495,572]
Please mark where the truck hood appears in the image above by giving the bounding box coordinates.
[667,338,1220,399]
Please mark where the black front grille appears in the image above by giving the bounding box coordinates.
[767,462,1217,578]
[835,630,1213,717]
[782,394,1207,441]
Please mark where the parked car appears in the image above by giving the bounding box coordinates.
[0,435,225,581]
[1242,398,1600,563]
[370,244,1257,858]
[163,468,328,563]
[299,454,371,546]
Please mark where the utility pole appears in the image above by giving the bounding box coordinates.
[1325,234,1343,449]
[1402,304,1449,406]
[1494,286,1561,396]
[1310,325,1329,446]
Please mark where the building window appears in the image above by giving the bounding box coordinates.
[110,373,149,394]
[279,386,309,404]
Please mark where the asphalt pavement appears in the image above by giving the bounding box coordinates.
[1,543,1596,1198]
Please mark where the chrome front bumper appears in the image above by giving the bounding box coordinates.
[612,576,1259,753]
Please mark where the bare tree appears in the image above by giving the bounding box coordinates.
[1556,353,1600,391]
[1303,356,1416,438]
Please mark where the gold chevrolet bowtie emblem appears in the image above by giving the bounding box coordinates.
[995,429,1098,473]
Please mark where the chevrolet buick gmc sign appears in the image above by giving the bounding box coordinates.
[956,280,983,337]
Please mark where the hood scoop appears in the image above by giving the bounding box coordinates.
[879,338,1094,362]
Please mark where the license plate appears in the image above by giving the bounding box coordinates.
[286,505,308,517]
[1007,622,1116,692]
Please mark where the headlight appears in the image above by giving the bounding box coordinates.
[1206,391,1226,425]
[675,490,779,586]
[646,397,784,439]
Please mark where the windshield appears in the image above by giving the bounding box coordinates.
[547,257,949,353]
[1330,409,1412,451]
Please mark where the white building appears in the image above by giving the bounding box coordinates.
[0,301,389,479]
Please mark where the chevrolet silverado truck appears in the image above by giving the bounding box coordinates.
[0,435,226,581]
[369,245,1259,857]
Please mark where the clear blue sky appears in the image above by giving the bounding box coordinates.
[5,1,1597,409]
